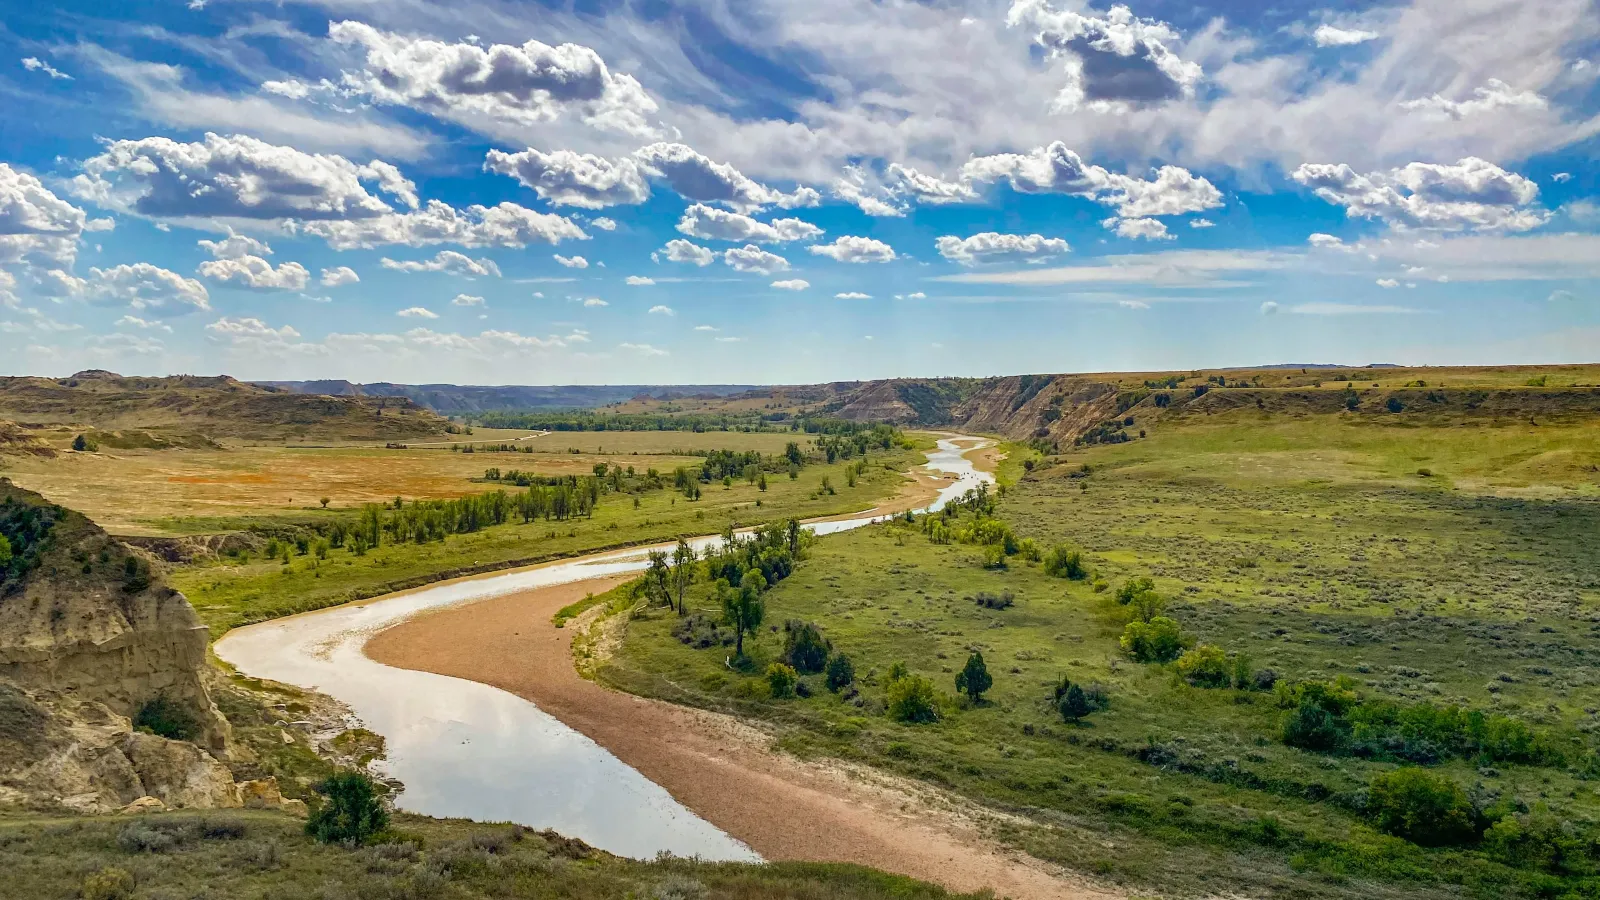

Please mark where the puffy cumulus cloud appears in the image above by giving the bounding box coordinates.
[653,238,714,266]
[483,148,649,209]
[397,306,438,318]
[886,164,977,205]
[833,164,976,217]
[87,263,211,317]
[770,279,809,290]
[1293,157,1548,232]
[625,275,655,285]
[554,254,589,268]
[676,204,823,244]
[582,297,608,307]
[198,255,311,290]
[321,265,360,287]
[0,163,91,268]
[1400,79,1547,120]
[1260,301,1280,315]
[1307,233,1349,249]
[381,250,502,278]
[22,57,72,80]
[648,304,675,315]
[1376,278,1400,288]
[1312,25,1380,47]
[205,316,301,345]
[935,232,1070,265]
[1007,0,1202,112]
[833,167,904,217]
[73,133,418,222]
[590,216,617,230]
[961,142,1220,219]
[298,200,587,250]
[724,245,790,274]
[836,291,872,299]
[116,315,172,333]
[328,21,658,138]
[635,143,818,213]
[451,293,486,306]
[1103,216,1171,240]
[1189,218,1215,228]
[619,342,668,356]
[30,268,88,298]
[808,235,896,263]
[197,231,272,259]
[894,291,927,300]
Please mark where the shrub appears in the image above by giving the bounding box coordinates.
[1281,698,1348,752]
[306,771,389,845]
[980,544,1008,570]
[781,620,831,673]
[1482,805,1592,874]
[1059,684,1093,722]
[133,694,199,742]
[887,673,939,724]
[1386,397,1405,413]
[825,653,855,692]
[766,663,799,699]
[972,590,1014,610]
[955,652,993,703]
[1176,645,1232,687]
[1367,768,1478,846]
[117,821,185,853]
[1231,652,1255,689]
[1114,577,1155,604]
[1120,616,1188,663]
[1043,545,1087,579]
[81,868,135,900]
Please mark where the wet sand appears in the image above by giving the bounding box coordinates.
[366,577,1116,899]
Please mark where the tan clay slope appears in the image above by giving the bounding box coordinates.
[0,370,448,443]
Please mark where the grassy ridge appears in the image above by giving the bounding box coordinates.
[604,409,1600,898]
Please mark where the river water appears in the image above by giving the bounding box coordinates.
[214,437,994,862]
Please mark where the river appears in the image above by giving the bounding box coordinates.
[213,437,995,862]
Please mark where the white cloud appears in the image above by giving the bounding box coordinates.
[1548,289,1575,302]
[1117,299,1150,309]
[198,255,311,290]
[1294,158,1547,232]
[1189,218,1215,228]
[381,250,502,278]
[724,245,790,274]
[87,263,211,317]
[197,231,272,259]
[1103,217,1171,240]
[116,315,172,333]
[808,235,896,263]
[634,143,818,213]
[0,162,91,268]
[676,204,823,244]
[206,315,300,343]
[648,304,675,315]
[1312,25,1380,47]
[1401,79,1547,120]
[961,142,1221,219]
[1307,233,1348,249]
[770,279,809,291]
[554,254,589,268]
[626,275,655,285]
[1356,233,1600,282]
[1553,173,1572,184]
[894,291,927,300]
[320,266,360,287]
[591,217,618,231]
[835,291,872,299]
[1007,0,1202,112]
[886,164,978,206]
[299,200,587,250]
[583,297,608,307]
[484,148,650,209]
[619,342,667,356]
[694,325,718,332]
[934,248,1290,287]
[1376,278,1400,288]
[327,21,659,138]
[74,133,418,221]
[452,294,486,307]
[935,232,1070,265]
[653,239,715,266]
[398,306,438,318]
[21,57,71,80]
[714,336,744,343]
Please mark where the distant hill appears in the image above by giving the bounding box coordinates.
[0,371,449,443]
[256,381,761,414]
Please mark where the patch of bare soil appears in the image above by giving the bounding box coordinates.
[366,577,1117,900]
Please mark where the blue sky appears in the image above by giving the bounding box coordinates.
[0,0,1596,384]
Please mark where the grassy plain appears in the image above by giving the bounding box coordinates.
[0,808,973,900]
[605,408,1600,899]
[174,443,928,636]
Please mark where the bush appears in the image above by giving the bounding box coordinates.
[954,652,993,703]
[825,653,855,692]
[887,673,940,724]
[971,590,1014,610]
[1114,577,1155,604]
[133,695,199,742]
[117,821,186,853]
[766,663,799,699]
[306,771,389,845]
[980,544,1008,570]
[1120,616,1188,663]
[1281,698,1348,752]
[781,620,831,674]
[1483,805,1592,874]
[1176,645,1232,687]
[1059,684,1092,722]
[81,868,135,900]
[1367,768,1478,846]
[1043,545,1087,579]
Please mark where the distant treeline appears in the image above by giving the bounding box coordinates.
[470,411,904,436]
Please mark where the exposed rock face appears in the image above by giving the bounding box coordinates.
[825,375,1125,445]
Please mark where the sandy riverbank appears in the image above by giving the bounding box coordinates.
[366,575,1114,899]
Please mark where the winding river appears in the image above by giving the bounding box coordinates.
[214,437,994,862]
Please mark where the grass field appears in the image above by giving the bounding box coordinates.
[604,408,1600,899]
[174,442,929,636]
[0,430,840,534]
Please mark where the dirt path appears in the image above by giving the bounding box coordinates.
[366,578,1115,899]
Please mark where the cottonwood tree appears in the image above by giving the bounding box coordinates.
[670,539,696,615]
[720,572,766,658]
[644,550,672,608]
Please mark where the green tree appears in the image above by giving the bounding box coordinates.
[1120,616,1189,662]
[1115,577,1156,604]
[1059,683,1093,722]
[954,652,993,703]
[0,534,12,568]
[1367,768,1478,846]
[766,663,798,699]
[643,550,672,609]
[887,672,939,723]
[72,434,96,452]
[824,653,855,692]
[1043,545,1087,579]
[319,497,330,509]
[1176,644,1231,687]
[720,573,765,658]
[305,771,389,845]
[782,620,831,673]
[758,473,768,491]
[670,539,696,616]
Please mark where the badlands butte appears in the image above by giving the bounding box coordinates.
[0,363,1598,900]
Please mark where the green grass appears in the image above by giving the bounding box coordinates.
[605,409,1600,899]
[175,446,927,636]
[0,808,977,900]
